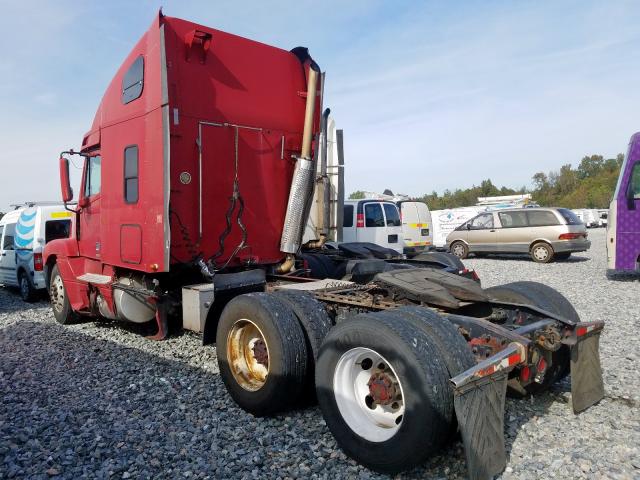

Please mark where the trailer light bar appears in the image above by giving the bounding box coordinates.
[450,342,526,389]
[576,323,602,337]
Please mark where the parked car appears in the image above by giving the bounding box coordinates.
[0,202,72,300]
[342,200,403,253]
[446,207,590,263]
[397,200,433,256]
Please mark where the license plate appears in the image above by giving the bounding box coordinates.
[388,234,398,243]
[421,228,429,236]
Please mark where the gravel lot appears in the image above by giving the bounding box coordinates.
[1,228,639,480]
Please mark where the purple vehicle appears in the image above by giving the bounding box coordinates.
[607,132,640,274]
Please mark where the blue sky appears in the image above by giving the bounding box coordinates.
[1,1,639,210]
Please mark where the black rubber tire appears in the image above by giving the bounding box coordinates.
[19,271,37,302]
[383,306,476,440]
[413,251,466,272]
[555,252,571,260]
[485,281,578,394]
[49,264,76,325]
[530,241,554,263]
[315,311,452,474]
[216,292,308,416]
[272,290,333,402]
[449,241,469,259]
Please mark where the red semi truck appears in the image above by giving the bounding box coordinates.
[46,12,605,479]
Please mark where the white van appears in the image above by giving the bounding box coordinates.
[0,202,73,301]
[397,201,433,256]
[342,200,403,253]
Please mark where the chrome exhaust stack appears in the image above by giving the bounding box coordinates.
[279,62,320,265]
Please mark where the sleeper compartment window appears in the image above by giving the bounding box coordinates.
[121,55,144,104]
[124,146,139,203]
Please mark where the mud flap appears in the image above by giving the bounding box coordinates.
[454,371,509,480]
[570,331,604,413]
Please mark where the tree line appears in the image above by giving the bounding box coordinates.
[350,153,623,210]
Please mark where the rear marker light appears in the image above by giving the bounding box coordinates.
[537,357,547,373]
[356,213,364,228]
[34,253,43,271]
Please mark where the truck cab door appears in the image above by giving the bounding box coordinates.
[0,224,18,286]
[78,155,102,260]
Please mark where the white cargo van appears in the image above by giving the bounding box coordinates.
[342,200,403,253]
[397,201,433,256]
[0,202,73,301]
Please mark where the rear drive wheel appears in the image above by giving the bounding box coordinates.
[216,293,308,416]
[49,264,76,325]
[450,241,469,259]
[316,311,452,474]
[273,289,333,402]
[384,306,476,440]
[485,281,577,394]
[19,271,37,302]
[530,242,554,263]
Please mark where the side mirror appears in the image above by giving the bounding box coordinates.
[59,157,73,203]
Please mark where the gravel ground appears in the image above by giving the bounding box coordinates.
[1,228,639,480]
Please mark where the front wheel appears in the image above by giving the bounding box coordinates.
[49,264,76,325]
[450,241,469,259]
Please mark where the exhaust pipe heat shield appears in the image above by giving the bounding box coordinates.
[280,156,316,253]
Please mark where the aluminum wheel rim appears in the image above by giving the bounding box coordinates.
[533,245,549,261]
[333,347,405,442]
[50,274,65,312]
[227,319,270,392]
[452,243,465,257]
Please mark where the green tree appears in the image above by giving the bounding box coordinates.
[349,191,365,199]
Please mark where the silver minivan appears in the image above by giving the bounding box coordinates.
[446,207,591,263]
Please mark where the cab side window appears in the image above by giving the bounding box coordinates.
[84,156,102,198]
[124,146,139,204]
[122,55,144,104]
[469,213,494,230]
[631,162,640,199]
[365,203,385,227]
